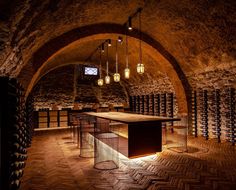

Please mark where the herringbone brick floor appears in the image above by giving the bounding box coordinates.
[20,129,236,190]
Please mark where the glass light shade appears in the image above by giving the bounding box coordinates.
[124,68,130,79]
[113,73,120,82]
[98,78,104,86]
[137,63,144,74]
[105,75,110,84]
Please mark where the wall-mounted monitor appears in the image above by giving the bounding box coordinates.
[84,67,98,76]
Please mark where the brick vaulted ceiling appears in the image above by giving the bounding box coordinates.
[0,0,236,113]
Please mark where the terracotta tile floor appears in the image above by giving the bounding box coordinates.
[20,129,236,190]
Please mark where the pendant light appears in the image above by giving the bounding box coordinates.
[114,40,120,82]
[124,34,130,79]
[97,47,104,86]
[105,42,110,84]
[137,9,144,74]
[128,17,132,30]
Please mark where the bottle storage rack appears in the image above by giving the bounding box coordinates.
[0,77,32,190]
[141,95,145,114]
[191,91,198,137]
[136,96,141,113]
[26,95,34,146]
[145,95,150,115]
[161,93,167,117]
[133,96,135,113]
[155,94,161,116]
[167,93,174,127]
[129,96,133,112]
[225,88,235,145]
[129,93,175,117]
[212,89,221,142]
[151,94,155,115]
[199,90,209,140]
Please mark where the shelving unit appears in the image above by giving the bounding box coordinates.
[225,87,235,145]
[161,93,167,117]
[0,77,31,190]
[49,111,58,128]
[191,90,198,137]
[155,94,161,116]
[199,90,209,140]
[38,110,49,128]
[167,93,174,127]
[37,110,68,128]
[60,110,68,127]
[212,89,221,142]
[151,94,155,115]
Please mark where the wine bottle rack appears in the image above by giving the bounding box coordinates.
[167,93,174,127]
[161,93,167,117]
[129,96,133,112]
[199,90,209,140]
[225,87,235,145]
[151,94,155,115]
[155,94,161,116]
[191,90,198,137]
[145,95,150,115]
[0,77,30,190]
[141,95,145,114]
[133,96,136,113]
[212,89,221,142]
[26,94,34,147]
[137,95,140,113]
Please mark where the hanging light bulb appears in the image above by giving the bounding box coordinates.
[98,47,104,86]
[128,17,132,30]
[124,68,130,79]
[114,73,120,82]
[124,34,130,79]
[108,39,112,47]
[137,63,144,74]
[114,40,120,82]
[105,75,110,84]
[105,42,110,84]
[101,43,105,53]
[137,8,144,74]
[98,78,104,86]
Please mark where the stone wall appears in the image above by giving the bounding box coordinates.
[187,63,236,141]
[33,65,74,109]
[32,65,128,109]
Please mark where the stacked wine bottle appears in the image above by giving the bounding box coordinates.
[225,87,235,145]
[144,95,149,115]
[212,89,221,142]
[129,96,133,112]
[129,93,175,117]
[161,93,167,117]
[141,95,145,114]
[155,94,161,116]
[26,94,34,147]
[151,94,155,115]
[199,90,209,140]
[191,90,198,137]
[167,93,174,127]
[7,79,29,190]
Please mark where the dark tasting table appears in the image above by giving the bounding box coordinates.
[85,112,180,158]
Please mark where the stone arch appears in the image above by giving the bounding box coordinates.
[23,23,190,114]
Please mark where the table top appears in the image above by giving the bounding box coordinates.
[84,112,180,124]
